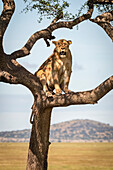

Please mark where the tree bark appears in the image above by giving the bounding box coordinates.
[43,76,113,108]
[90,11,113,41]
[0,0,113,170]
[27,106,52,170]
[89,0,113,4]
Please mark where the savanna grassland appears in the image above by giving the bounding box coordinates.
[0,143,113,170]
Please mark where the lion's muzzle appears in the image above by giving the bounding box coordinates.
[59,49,66,58]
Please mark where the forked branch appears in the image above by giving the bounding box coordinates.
[90,11,113,40]
[87,0,113,41]
[10,2,94,59]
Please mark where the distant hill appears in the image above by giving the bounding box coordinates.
[50,119,113,142]
[0,129,30,142]
[0,119,113,142]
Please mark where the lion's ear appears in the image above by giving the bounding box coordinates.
[68,40,72,45]
[52,41,57,45]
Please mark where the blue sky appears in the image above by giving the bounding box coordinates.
[0,0,113,131]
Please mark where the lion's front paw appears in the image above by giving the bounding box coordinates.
[56,89,62,95]
[46,91,53,97]
[64,89,71,94]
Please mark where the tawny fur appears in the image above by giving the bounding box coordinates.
[35,39,72,97]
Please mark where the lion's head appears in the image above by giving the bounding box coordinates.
[52,39,72,58]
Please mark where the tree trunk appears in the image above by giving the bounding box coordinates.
[1,1,113,170]
[27,104,52,170]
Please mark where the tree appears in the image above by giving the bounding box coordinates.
[0,0,113,169]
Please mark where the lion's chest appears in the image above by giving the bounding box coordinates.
[46,58,69,86]
[56,59,65,75]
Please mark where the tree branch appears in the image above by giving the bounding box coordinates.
[11,29,56,59]
[0,55,42,96]
[43,12,64,47]
[0,69,18,84]
[43,76,113,108]
[10,3,94,59]
[0,0,15,53]
[90,11,113,40]
[89,0,113,4]
[50,12,63,25]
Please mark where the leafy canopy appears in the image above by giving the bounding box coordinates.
[23,0,113,22]
[23,0,75,22]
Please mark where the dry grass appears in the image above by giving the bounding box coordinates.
[48,143,113,170]
[0,143,113,170]
[0,143,28,170]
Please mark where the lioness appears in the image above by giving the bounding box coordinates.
[35,39,72,97]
